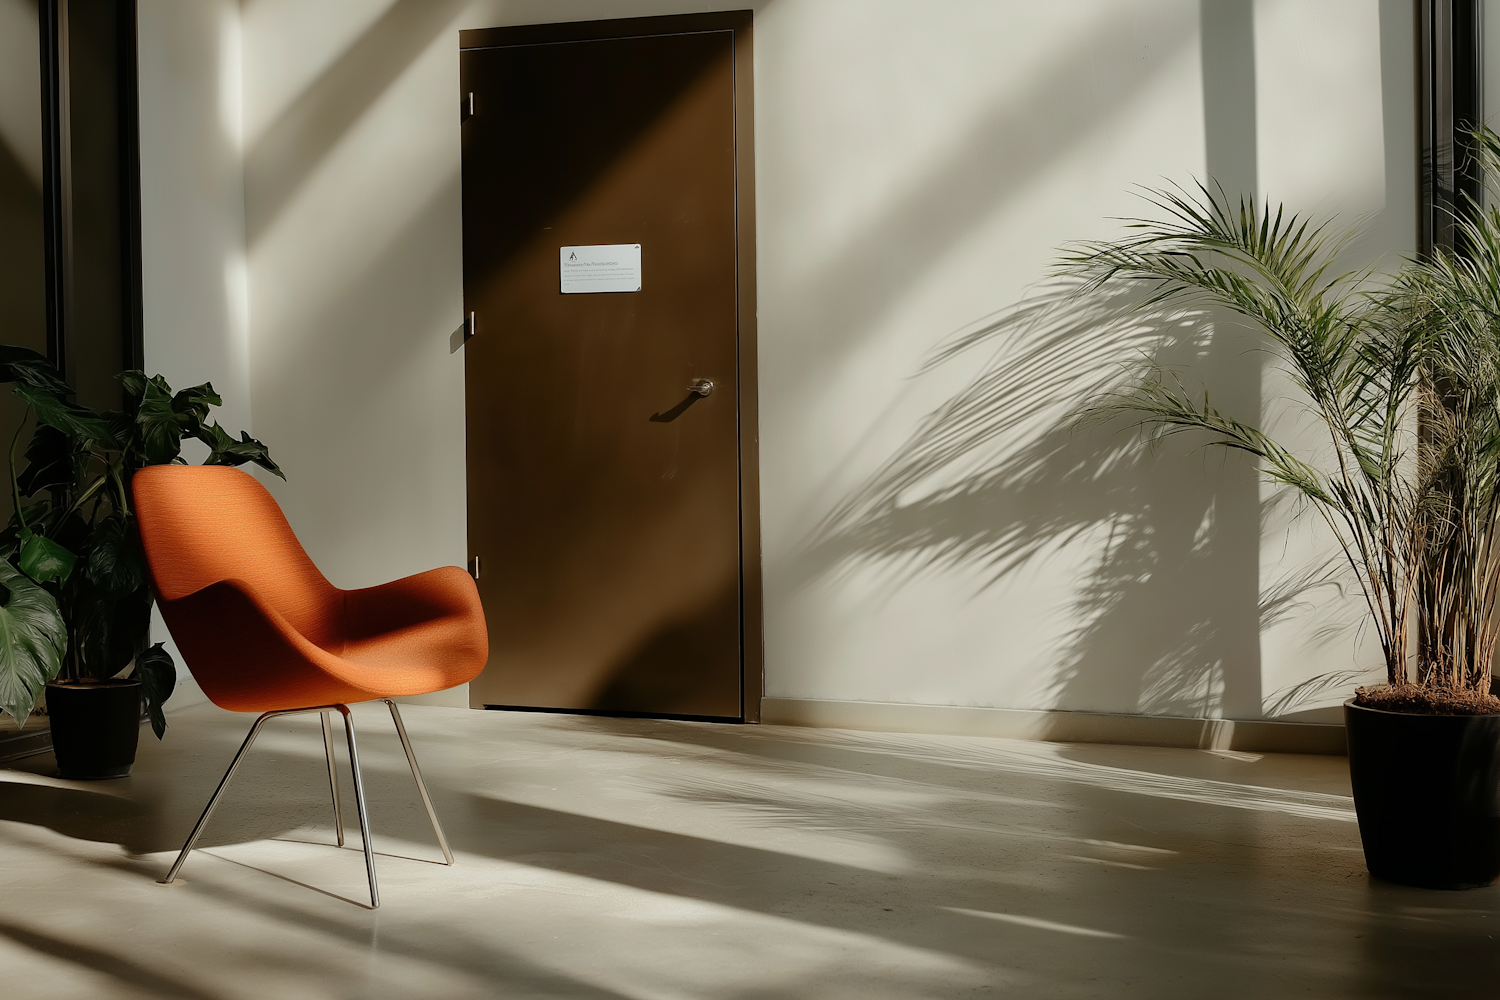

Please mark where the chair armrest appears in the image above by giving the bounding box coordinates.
[160,578,364,712]
[344,566,485,642]
[160,567,489,708]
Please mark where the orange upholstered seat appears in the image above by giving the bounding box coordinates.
[132,465,488,711]
[134,464,487,907]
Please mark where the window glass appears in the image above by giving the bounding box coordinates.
[0,0,46,356]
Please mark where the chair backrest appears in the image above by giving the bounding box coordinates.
[132,465,340,644]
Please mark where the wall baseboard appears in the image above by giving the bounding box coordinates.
[399,684,469,709]
[759,698,1347,756]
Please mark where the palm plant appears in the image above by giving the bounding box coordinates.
[0,347,280,736]
[1398,213,1500,695]
[1065,169,1500,710]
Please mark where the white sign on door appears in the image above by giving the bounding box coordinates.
[559,244,642,294]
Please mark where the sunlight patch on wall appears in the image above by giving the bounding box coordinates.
[218,1,244,154]
[1252,0,1413,719]
[239,0,397,149]
[224,251,251,426]
[1254,0,1387,216]
[246,28,459,366]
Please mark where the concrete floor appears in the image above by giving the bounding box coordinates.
[0,704,1495,999]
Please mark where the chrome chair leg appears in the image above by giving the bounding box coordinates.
[159,710,276,885]
[383,699,455,865]
[320,711,345,847]
[159,702,441,909]
[336,705,380,908]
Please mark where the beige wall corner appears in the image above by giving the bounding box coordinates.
[137,0,250,716]
[760,698,1348,756]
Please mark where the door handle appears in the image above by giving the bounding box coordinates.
[687,379,714,397]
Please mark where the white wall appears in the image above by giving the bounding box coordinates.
[138,0,1415,722]
[755,0,1413,723]
[136,0,251,710]
[239,0,469,595]
[137,0,250,428]
[1252,1,1416,718]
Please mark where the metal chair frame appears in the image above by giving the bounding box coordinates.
[158,699,453,908]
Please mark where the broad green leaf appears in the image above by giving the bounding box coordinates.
[73,572,151,681]
[134,378,225,467]
[0,362,261,722]
[0,529,20,571]
[0,345,50,371]
[0,348,71,396]
[135,378,183,465]
[100,410,134,450]
[171,382,222,428]
[0,560,65,728]
[18,532,75,585]
[0,503,46,554]
[116,370,149,400]
[135,643,175,739]
[129,374,274,477]
[12,382,116,448]
[85,515,147,596]
[193,421,233,456]
[197,422,286,479]
[15,423,74,497]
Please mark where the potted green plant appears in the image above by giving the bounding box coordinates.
[1067,165,1500,888]
[0,347,279,778]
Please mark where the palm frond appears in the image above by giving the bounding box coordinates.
[1071,183,1423,685]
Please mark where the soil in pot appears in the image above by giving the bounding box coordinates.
[45,678,142,779]
[1345,699,1500,889]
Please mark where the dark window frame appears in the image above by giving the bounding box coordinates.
[37,0,144,393]
[1421,0,1485,258]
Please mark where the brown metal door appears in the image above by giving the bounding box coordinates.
[461,26,743,718]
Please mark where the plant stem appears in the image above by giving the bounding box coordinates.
[8,408,28,536]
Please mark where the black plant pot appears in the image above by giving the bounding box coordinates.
[45,679,142,779]
[1345,699,1500,889]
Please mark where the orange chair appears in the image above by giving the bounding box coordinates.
[132,465,488,907]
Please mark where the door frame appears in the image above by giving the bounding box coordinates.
[459,11,762,722]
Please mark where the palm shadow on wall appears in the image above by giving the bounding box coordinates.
[791,282,1353,719]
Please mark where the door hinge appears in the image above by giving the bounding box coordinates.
[465,311,476,341]
[468,555,480,580]
[462,92,474,123]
